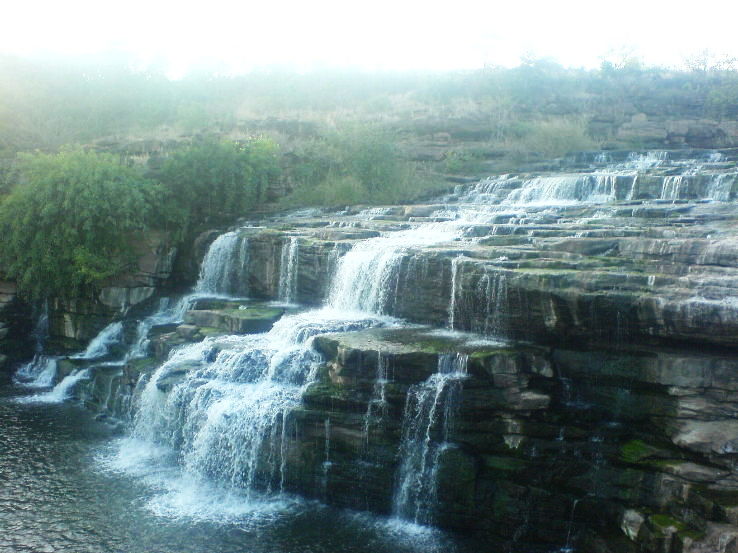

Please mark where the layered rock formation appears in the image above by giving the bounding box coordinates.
[24,148,738,553]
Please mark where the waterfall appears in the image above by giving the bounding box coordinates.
[13,355,58,388]
[72,321,123,360]
[329,224,461,314]
[277,236,299,304]
[707,174,735,201]
[196,231,249,296]
[363,351,389,453]
[392,353,468,525]
[448,256,463,330]
[321,418,332,499]
[660,176,684,200]
[127,309,389,497]
[15,368,90,404]
[503,174,617,205]
[127,232,254,361]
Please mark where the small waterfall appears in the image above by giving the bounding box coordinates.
[14,300,58,387]
[392,353,468,525]
[480,270,509,336]
[625,151,668,171]
[16,369,90,404]
[72,321,123,360]
[126,296,194,361]
[503,174,617,205]
[14,355,58,388]
[707,174,735,201]
[277,236,299,304]
[660,176,684,200]
[196,231,249,296]
[448,256,464,330]
[321,418,332,499]
[363,351,389,453]
[329,225,461,314]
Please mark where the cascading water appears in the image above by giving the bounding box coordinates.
[128,309,390,499]
[661,175,685,200]
[707,173,736,201]
[328,224,462,314]
[13,300,58,388]
[363,351,389,454]
[277,236,299,304]
[196,231,250,297]
[72,321,123,360]
[504,174,618,205]
[392,353,468,525]
[126,231,253,361]
[16,368,91,404]
[447,256,464,330]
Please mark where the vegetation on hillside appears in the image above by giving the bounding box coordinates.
[0,150,155,298]
[156,138,280,237]
[2,53,738,298]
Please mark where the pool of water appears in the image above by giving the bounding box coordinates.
[0,384,511,553]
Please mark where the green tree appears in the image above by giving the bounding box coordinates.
[0,149,154,298]
[157,138,280,235]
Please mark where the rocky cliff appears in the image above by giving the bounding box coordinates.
[13,147,738,553]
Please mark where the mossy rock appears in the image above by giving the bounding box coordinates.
[184,306,284,334]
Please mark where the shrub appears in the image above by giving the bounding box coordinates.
[157,138,280,235]
[0,149,155,298]
[502,117,598,160]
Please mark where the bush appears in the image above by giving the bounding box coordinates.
[157,138,280,235]
[502,117,598,160]
[0,149,155,298]
[281,127,446,207]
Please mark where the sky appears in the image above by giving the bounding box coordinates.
[1,0,736,76]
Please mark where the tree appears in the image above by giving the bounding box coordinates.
[157,138,280,235]
[0,149,154,298]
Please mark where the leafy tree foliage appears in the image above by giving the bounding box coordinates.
[157,138,280,235]
[0,149,154,298]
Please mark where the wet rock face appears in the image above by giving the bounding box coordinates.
[45,232,178,352]
[73,148,738,552]
[0,280,33,374]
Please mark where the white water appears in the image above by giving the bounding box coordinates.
[196,231,250,296]
[504,174,618,205]
[14,354,58,388]
[126,308,392,500]
[363,351,389,453]
[660,175,684,200]
[392,353,468,525]
[277,236,299,304]
[16,368,90,404]
[13,301,57,387]
[447,256,464,330]
[707,174,735,201]
[72,321,123,360]
[328,224,462,314]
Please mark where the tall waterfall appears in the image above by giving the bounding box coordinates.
[392,353,468,525]
[196,231,250,296]
[277,236,299,304]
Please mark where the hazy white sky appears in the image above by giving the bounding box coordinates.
[2,0,735,75]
